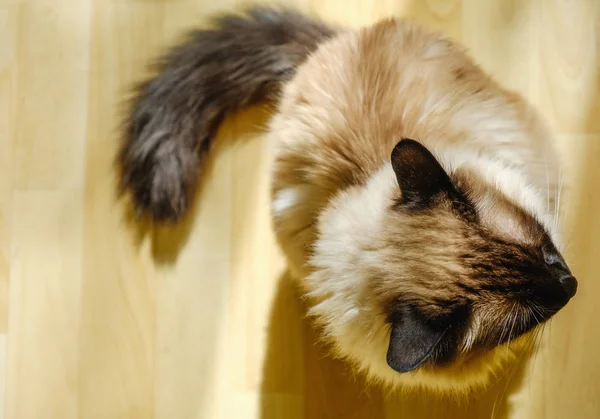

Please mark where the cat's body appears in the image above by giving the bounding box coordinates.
[270,18,560,277]
[270,18,562,391]
[119,7,576,393]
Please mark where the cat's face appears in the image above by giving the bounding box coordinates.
[377,139,576,374]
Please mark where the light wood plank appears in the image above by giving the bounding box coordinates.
[12,0,90,190]
[78,2,161,418]
[462,0,541,99]
[5,0,600,418]
[0,4,17,333]
[538,0,600,133]
[7,191,82,419]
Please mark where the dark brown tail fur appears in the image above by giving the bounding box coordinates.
[117,6,335,221]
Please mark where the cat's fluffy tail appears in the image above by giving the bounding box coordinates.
[117,6,334,221]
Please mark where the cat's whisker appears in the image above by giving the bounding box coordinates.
[508,305,519,346]
[554,169,564,234]
[544,155,551,213]
[506,302,519,347]
[492,314,535,419]
[497,306,510,347]
[527,323,547,395]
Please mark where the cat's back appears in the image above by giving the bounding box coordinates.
[270,17,556,202]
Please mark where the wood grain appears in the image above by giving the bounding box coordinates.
[3,0,600,418]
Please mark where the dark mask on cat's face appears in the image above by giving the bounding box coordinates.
[380,139,576,374]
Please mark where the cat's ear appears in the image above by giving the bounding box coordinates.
[390,139,454,208]
[386,306,450,373]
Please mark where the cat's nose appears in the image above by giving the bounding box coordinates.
[559,274,578,300]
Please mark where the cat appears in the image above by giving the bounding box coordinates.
[117,6,577,393]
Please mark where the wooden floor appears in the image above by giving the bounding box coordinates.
[2,0,600,418]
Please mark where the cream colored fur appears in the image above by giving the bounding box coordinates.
[268,18,561,393]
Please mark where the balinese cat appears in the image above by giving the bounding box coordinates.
[117,6,577,393]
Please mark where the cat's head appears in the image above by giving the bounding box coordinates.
[379,138,576,375]
[307,138,576,390]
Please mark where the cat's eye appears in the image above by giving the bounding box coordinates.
[542,244,569,273]
[543,250,559,265]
